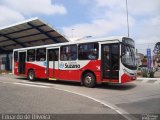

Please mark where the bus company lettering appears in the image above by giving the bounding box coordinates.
[60,62,80,69]
[65,63,80,68]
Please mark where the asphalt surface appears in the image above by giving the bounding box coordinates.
[117,97,160,114]
[0,83,113,114]
[0,75,125,120]
[0,74,160,120]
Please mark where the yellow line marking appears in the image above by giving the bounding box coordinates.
[49,78,57,80]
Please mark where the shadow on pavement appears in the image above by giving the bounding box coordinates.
[96,83,137,91]
[15,77,137,90]
[16,77,82,87]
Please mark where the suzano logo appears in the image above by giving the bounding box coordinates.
[43,61,47,66]
[59,62,64,69]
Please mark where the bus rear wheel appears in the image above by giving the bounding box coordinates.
[83,72,96,88]
[28,70,35,81]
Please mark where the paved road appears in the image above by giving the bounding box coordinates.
[0,75,126,120]
[0,74,160,120]
[0,83,114,114]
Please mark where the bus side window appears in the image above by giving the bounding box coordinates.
[60,48,67,61]
[14,51,18,62]
[49,50,59,61]
[60,45,77,61]
[27,49,35,61]
[78,43,99,60]
[36,48,46,61]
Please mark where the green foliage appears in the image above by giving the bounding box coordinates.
[148,68,158,78]
[141,69,148,77]
[140,67,158,78]
[148,71,154,78]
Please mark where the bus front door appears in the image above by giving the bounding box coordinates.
[47,48,59,80]
[18,52,26,74]
[101,44,119,81]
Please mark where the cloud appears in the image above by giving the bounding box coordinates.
[95,0,160,16]
[62,2,135,38]
[63,19,114,38]
[0,0,67,27]
[63,0,159,47]
[128,0,160,16]
[134,16,160,54]
[138,16,160,38]
[63,12,135,38]
[1,0,67,16]
[133,15,160,54]
[95,0,125,11]
[0,6,25,27]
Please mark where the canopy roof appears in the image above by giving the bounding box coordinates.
[0,18,68,54]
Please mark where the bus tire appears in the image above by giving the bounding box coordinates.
[28,70,35,81]
[83,72,96,88]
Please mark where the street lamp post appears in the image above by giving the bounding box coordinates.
[71,29,74,38]
[76,36,92,41]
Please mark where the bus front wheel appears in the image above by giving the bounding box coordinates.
[83,72,96,88]
[28,70,35,81]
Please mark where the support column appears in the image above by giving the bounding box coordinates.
[5,54,10,71]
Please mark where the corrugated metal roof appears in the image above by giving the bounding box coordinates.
[0,17,68,54]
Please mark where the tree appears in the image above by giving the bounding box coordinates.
[153,42,160,54]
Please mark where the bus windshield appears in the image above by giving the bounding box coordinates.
[121,38,137,70]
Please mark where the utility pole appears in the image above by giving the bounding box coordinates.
[125,0,130,37]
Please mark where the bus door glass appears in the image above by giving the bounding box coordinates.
[47,48,59,79]
[101,43,119,80]
[18,51,26,74]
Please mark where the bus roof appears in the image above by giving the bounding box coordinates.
[13,36,129,51]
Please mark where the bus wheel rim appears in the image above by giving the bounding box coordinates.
[29,72,33,80]
[85,76,92,84]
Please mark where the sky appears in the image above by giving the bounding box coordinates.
[0,0,160,54]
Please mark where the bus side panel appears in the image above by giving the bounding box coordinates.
[35,69,46,79]
[58,60,101,82]
[81,60,101,83]
[93,71,101,83]
[48,68,59,79]
[14,62,19,76]
[58,70,101,83]
[59,70,81,81]
[53,69,59,79]
[26,62,47,79]
[121,73,136,83]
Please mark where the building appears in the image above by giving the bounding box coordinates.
[0,18,68,72]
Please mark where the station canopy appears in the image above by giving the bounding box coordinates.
[0,18,68,54]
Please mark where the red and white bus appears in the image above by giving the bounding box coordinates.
[13,36,137,87]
